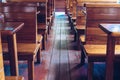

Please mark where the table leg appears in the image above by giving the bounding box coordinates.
[7,34,18,76]
[106,35,115,80]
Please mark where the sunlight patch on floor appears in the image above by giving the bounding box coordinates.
[55,12,65,16]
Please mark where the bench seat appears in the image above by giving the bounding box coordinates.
[5,76,24,80]
[2,42,41,80]
[2,43,41,58]
[37,34,43,43]
[84,45,120,62]
[79,34,85,44]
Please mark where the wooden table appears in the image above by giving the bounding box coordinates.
[0,22,24,76]
[99,23,120,80]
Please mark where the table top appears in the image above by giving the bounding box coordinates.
[99,23,120,37]
[0,22,24,35]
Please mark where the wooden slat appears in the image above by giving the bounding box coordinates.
[9,0,48,2]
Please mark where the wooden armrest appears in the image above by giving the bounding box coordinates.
[5,76,24,80]
[72,17,76,20]
[76,25,85,30]
[37,34,43,43]
[80,34,85,44]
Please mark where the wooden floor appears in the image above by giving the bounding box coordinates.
[4,12,120,80]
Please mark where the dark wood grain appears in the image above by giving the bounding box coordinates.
[1,4,42,80]
[0,22,24,76]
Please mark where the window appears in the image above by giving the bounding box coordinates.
[117,0,120,3]
[2,0,7,3]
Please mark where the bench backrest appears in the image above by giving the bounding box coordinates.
[76,6,86,25]
[77,0,117,4]
[76,0,117,26]
[85,3,120,44]
[0,5,38,43]
[37,2,47,25]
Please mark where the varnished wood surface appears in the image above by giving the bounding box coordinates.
[77,0,117,3]
[5,76,24,80]
[82,3,120,80]
[0,5,38,43]
[9,0,48,2]
[0,6,38,13]
[0,34,5,80]
[0,3,42,80]
[0,22,24,35]
[99,24,120,37]
[99,23,120,80]
[1,2,39,7]
[84,3,120,44]
[4,12,120,80]
[4,12,81,80]
[0,22,24,79]
[1,22,24,76]
[85,3,120,7]
[0,34,24,80]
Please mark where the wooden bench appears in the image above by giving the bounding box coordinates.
[75,0,117,45]
[65,0,78,42]
[37,1,48,50]
[74,3,86,44]
[66,0,73,25]
[6,0,49,50]
[47,0,55,34]
[0,5,42,80]
[0,35,24,80]
[79,3,120,80]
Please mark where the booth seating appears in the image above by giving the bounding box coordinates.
[79,3,120,80]
[0,5,42,80]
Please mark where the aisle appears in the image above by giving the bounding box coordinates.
[44,12,82,80]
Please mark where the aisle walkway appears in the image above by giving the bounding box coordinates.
[42,12,82,80]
